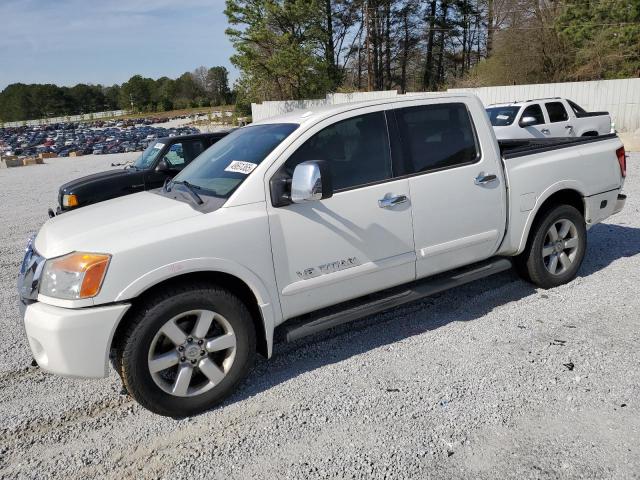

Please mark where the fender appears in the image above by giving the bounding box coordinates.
[516,180,587,254]
[115,257,279,356]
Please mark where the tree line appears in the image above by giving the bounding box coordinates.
[0,66,232,122]
[225,0,640,110]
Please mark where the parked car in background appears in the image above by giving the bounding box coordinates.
[19,94,627,416]
[486,98,612,140]
[52,132,228,215]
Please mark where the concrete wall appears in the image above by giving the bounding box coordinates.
[251,78,640,132]
[2,110,130,128]
[450,78,640,132]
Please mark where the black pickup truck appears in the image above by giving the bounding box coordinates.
[52,132,228,215]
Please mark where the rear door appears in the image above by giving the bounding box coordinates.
[266,108,416,319]
[545,101,575,137]
[390,98,506,279]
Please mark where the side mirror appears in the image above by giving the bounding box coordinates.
[290,160,333,203]
[155,158,172,173]
[519,116,538,127]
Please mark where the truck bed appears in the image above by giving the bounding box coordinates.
[499,133,617,159]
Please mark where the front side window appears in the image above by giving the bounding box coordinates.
[394,103,479,174]
[519,104,545,126]
[545,102,569,122]
[486,106,520,126]
[134,141,164,169]
[163,142,185,167]
[285,112,392,191]
[173,123,298,198]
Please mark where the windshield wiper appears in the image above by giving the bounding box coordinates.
[170,180,204,205]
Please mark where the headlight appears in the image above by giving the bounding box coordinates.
[62,194,79,208]
[40,252,111,299]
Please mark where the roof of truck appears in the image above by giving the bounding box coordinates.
[489,97,565,108]
[252,92,477,126]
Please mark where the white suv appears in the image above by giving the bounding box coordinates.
[486,98,612,139]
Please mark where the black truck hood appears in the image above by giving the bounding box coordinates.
[58,167,147,210]
[60,168,140,192]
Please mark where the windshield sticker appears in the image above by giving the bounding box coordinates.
[153,143,165,149]
[225,161,258,175]
[497,114,510,120]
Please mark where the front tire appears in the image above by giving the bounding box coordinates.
[117,283,256,417]
[516,204,587,289]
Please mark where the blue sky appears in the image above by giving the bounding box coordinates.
[0,0,238,90]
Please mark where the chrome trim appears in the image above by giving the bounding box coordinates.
[378,193,409,208]
[291,161,323,203]
[474,173,498,185]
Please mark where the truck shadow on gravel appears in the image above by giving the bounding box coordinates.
[220,223,640,412]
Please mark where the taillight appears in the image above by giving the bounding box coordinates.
[616,146,626,178]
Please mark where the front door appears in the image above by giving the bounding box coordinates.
[266,109,416,320]
[390,99,507,279]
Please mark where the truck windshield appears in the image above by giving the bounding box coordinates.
[134,141,165,169]
[486,106,520,126]
[171,123,298,199]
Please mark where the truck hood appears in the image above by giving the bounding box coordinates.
[35,191,202,258]
[60,168,138,192]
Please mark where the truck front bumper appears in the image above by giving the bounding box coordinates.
[23,301,130,378]
[613,194,626,215]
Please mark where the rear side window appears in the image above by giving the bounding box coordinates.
[519,104,545,126]
[546,102,569,122]
[285,112,392,191]
[394,103,479,174]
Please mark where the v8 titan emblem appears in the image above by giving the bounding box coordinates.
[296,257,360,280]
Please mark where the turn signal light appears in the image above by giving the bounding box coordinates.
[62,194,79,207]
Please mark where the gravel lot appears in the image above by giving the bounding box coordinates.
[1,153,639,479]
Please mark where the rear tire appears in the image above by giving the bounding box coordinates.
[116,283,256,417]
[516,204,586,289]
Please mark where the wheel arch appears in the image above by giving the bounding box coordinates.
[517,187,585,254]
[111,262,277,359]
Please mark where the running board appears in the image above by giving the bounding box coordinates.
[284,258,513,342]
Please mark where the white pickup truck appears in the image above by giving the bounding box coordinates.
[18,94,627,417]
[486,98,612,140]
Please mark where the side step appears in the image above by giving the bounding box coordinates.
[284,257,512,342]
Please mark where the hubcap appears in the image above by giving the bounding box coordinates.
[542,218,579,275]
[148,309,237,397]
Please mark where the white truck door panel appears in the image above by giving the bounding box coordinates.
[266,109,416,319]
[391,98,506,279]
[545,101,575,137]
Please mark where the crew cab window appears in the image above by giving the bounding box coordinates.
[394,103,479,174]
[285,112,392,191]
[163,143,185,167]
[545,102,569,122]
[519,104,545,126]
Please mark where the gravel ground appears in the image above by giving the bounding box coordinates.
[0,153,639,479]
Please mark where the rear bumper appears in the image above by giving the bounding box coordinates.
[613,194,626,215]
[23,302,130,378]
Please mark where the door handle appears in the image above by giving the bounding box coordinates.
[378,194,409,209]
[541,128,550,135]
[565,125,573,129]
[474,173,498,185]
